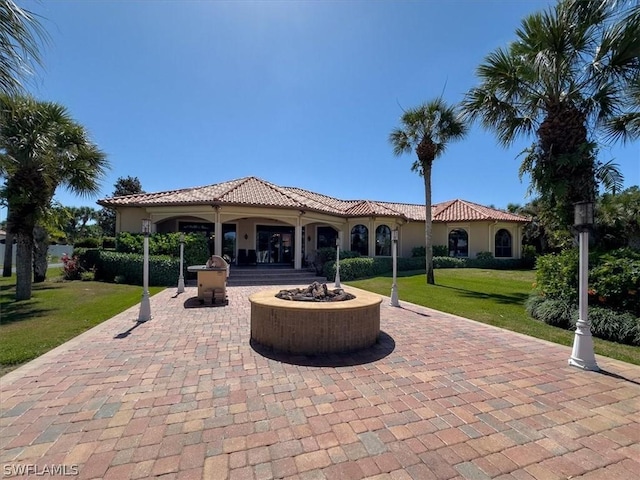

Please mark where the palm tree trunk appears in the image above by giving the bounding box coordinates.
[3,232,14,277]
[15,232,33,300]
[3,209,13,277]
[424,163,434,285]
[33,225,48,283]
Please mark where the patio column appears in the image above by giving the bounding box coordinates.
[214,221,222,256]
[294,224,302,270]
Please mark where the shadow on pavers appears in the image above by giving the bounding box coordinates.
[250,331,395,367]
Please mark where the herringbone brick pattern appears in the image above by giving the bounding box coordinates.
[1,285,639,479]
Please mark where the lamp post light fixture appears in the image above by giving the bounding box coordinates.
[335,235,341,288]
[177,232,185,294]
[390,228,400,307]
[568,201,599,371]
[137,218,152,322]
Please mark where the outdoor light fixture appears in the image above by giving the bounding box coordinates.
[244,233,248,240]
[574,201,594,230]
[390,228,399,307]
[569,201,598,370]
[335,235,341,288]
[137,219,152,322]
[177,232,185,294]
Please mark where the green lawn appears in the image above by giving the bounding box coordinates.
[349,268,640,366]
[0,271,164,376]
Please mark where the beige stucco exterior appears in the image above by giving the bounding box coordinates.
[100,176,529,270]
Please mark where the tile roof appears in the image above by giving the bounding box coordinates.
[98,176,529,223]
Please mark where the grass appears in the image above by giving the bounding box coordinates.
[349,268,640,366]
[0,271,164,376]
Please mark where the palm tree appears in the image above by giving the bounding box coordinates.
[0,0,48,95]
[390,98,468,285]
[0,95,108,300]
[462,0,640,228]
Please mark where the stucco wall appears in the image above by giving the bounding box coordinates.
[114,206,523,261]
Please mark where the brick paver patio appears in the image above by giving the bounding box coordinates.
[1,285,639,479]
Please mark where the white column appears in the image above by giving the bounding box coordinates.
[177,233,185,294]
[214,221,222,257]
[294,224,302,270]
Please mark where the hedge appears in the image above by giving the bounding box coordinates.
[322,255,530,281]
[94,251,180,286]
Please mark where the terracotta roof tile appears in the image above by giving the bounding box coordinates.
[98,176,529,223]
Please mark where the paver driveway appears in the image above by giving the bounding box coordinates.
[1,285,639,480]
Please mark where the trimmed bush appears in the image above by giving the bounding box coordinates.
[115,232,209,268]
[73,247,101,272]
[102,236,116,249]
[433,245,448,257]
[433,256,466,268]
[95,251,179,286]
[74,237,101,248]
[411,246,425,257]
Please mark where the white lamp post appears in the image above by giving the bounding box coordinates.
[177,232,185,294]
[569,201,598,371]
[335,234,341,288]
[137,218,152,322]
[390,228,400,307]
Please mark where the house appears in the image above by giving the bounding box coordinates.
[97,176,529,269]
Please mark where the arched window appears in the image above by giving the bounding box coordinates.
[375,225,391,256]
[351,225,368,256]
[448,229,468,257]
[495,229,512,258]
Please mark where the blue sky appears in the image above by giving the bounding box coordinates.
[8,0,640,219]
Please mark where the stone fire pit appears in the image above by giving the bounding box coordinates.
[250,283,382,355]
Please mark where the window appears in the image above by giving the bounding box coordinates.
[448,229,468,257]
[495,229,512,258]
[351,225,368,255]
[317,226,337,249]
[375,225,391,256]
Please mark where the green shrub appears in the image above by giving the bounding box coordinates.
[527,294,640,346]
[521,245,537,269]
[534,249,579,303]
[74,237,101,248]
[589,253,640,315]
[586,307,640,346]
[102,236,116,249]
[433,256,466,268]
[532,297,575,329]
[535,247,640,315]
[524,293,546,319]
[73,247,101,272]
[115,232,209,267]
[412,246,426,257]
[95,251,179,286]
[433,245,448,257]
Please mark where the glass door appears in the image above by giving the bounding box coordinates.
[256,226,295,264]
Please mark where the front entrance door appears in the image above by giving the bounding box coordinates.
[256,226,294,265]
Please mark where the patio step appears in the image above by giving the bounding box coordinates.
[226,267,323,286]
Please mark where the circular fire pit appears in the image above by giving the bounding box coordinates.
[249,286,382,355]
